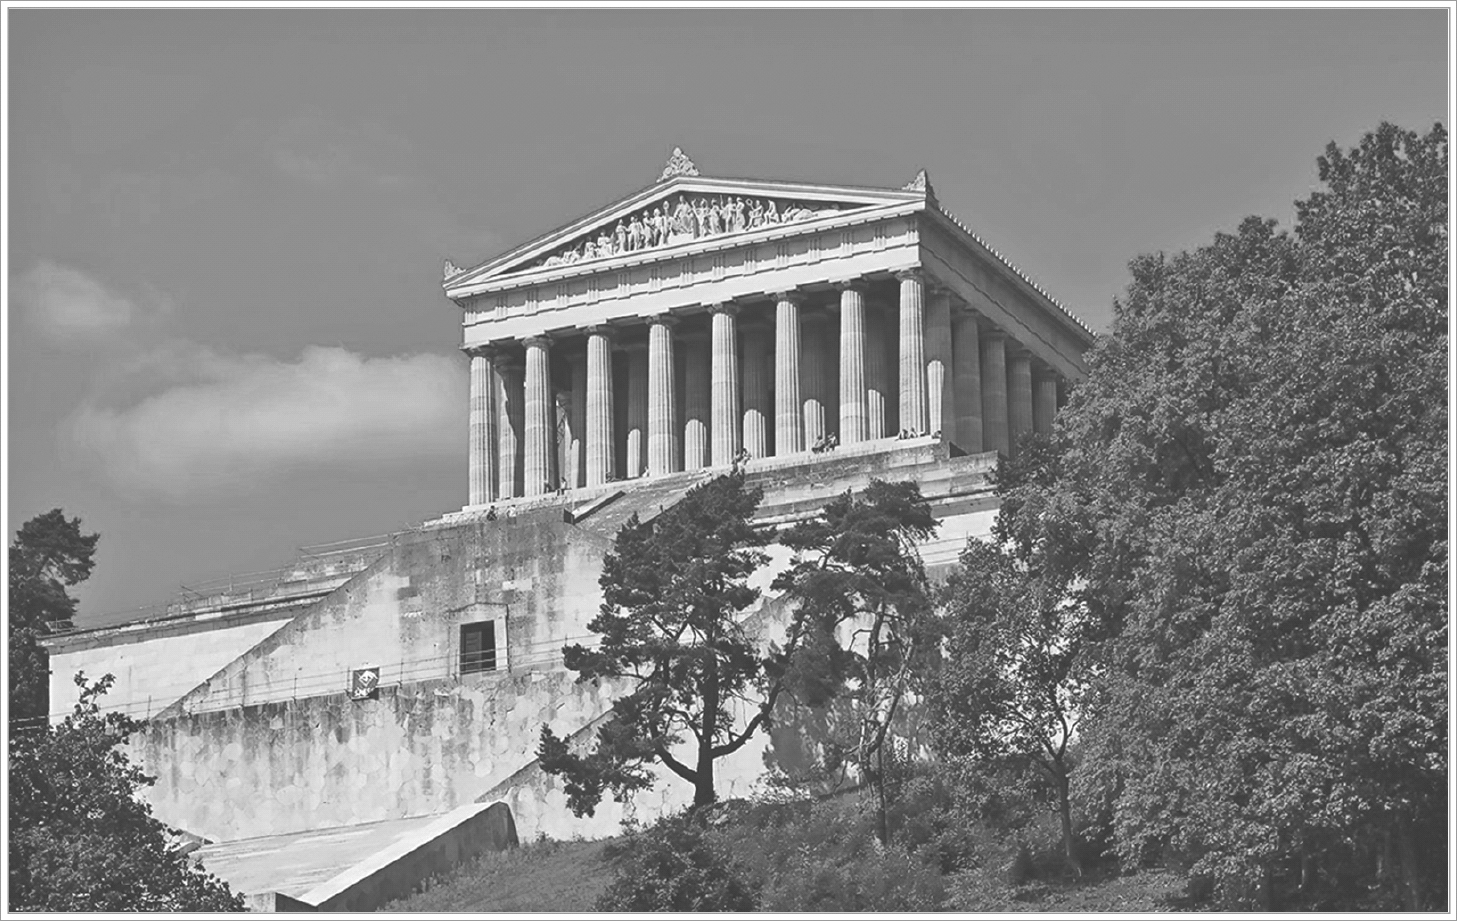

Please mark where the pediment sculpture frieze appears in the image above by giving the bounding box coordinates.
[524,193,853,273]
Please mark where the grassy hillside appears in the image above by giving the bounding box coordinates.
[383,795,1193,912]
[381,837,615,912]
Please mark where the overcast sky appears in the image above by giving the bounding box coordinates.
[6,8,1448,624]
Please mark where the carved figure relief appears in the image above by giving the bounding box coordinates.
[529,193,847,272]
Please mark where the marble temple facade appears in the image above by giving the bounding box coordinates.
[446,149,1095,507]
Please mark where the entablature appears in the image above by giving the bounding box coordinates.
[919,217,1095,381]
[448,193,924,302]
[461,212,921,347]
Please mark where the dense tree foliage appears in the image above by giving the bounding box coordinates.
[539,469,789,811]
[594,809,759,911]
[931,486,1094,875]
[772,479,938,843]
[9,675,244,911]
[8,509,99,723]
[982,122,1446,909]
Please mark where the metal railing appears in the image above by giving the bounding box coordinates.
[78,524,439,632]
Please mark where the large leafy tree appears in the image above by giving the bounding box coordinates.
[932,510,1095,868]
[8,509,99,724]
[9,674,244,911]
[539,469,786,812]
[1004,122,1446,909]
[771,479,938,845]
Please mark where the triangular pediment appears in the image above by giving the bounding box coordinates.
[444,174,925,294]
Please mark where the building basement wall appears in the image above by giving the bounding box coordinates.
[47,613,297,723]
[130,444,999,843]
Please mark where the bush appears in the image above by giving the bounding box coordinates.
[758,841,945,912]
[595,809,757,911]
[713,795,946,911]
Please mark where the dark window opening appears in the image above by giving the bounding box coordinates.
[460,621,497,675]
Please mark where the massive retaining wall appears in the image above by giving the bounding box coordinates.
[46,609,298,724]
[134,668,635,842]
[132,592,807,842]
[131,444,998,843]
[133,588,934,844]
[158,509,610,718]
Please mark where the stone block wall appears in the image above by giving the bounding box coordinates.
[46,611,297,723]
[159,511,611,717]
[129,445,999,844]
[134,668,633,842]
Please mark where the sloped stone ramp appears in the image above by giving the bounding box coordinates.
[195,801,517,912]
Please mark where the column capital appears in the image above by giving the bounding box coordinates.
[708,302,740,318]
[981,325,1007,342]
[927,279,955,299]
[523,334,553,349]
[585,324,616,340]
[462,343,499,359]
[1007,344,1033,360]
[894,267,925,283]
[648,313,679,328]
[832,277,870,293]
[771,289,805,305]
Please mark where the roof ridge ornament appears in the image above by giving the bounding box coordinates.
[443,259,466,281]
[657,146,700,182]
[902,168,935,202]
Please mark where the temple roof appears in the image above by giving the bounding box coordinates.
[442,149,924,296]
[443,148,1091,339]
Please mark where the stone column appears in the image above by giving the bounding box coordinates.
[837,281,869,444]
[709,304,742,466]
[682,329,711,471]
[585,327,615,487]
[865,301,891,439]
[647,316,679,477]
[801,308,832,448]
[980,328,1010,455]
[774,291,804,456]
[951,310,983,453]
[1033,364,1058,436]
[523,335,556,496]
[926,284,955,439]
[567,348,587,489]
[467,347,498,507]
[496,355,524,499]
[897,269,927,436]
[1007,347,1035,455]
[624,342,648,478]
[741,320,773,460]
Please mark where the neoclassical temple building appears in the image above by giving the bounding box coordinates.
[44,150,1096,910]
[448,149,1091,507]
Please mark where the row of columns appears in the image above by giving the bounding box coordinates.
[467,270,1066,505]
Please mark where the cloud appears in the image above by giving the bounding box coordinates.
[267,116,417,191]
[66,345,466,498]
[14,261,145,342]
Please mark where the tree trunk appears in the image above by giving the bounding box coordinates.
[1395,812,1424,911]
[1299,851,1315,899]
[695,626,720,810]
[693,765,716,809]
[1055,768,1082,877]
[874,744,890,847]
[1377,828,1393,885]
